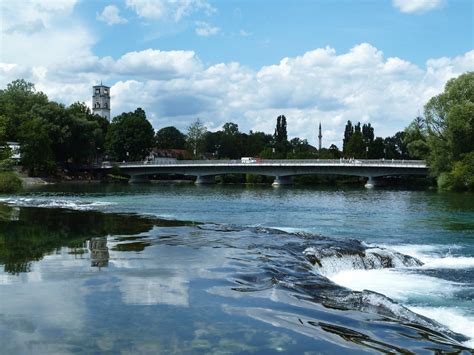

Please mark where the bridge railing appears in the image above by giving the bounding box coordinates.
[97,159,427,168]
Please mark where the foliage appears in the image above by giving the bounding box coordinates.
[186,118,207,158]
[384,131,408,159]
[0,172,22,193]
[274,115,289,155]
[18,117,56,175]
[423,72,474,177]
[0,79,48,141]
[343,120,353,154]
[345,131,365,158]
[438,152,474,191]
[106,108,154,161]
[404,116,429,159]
[0,80,110,176]
[155,126,186,149]
[287,138,315,158]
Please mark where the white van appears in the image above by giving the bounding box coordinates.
[241,157,257,164]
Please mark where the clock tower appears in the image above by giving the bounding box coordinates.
[92,84,111,121]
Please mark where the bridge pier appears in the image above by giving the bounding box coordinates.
[272,176,294,186]
[195,175,215,184]
[364,176,378,189]
[129,175,150,183]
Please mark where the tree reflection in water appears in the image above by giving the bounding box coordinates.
[0,204,191,274]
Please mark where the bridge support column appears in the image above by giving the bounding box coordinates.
[364,176,378,189]
[272,176,294,186]
[195,175,215,184]
[129,175,150,183]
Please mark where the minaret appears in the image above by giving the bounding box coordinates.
[318,122,322,151]
[92,84,111,121]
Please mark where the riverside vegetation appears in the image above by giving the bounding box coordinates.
[0,72,472,191]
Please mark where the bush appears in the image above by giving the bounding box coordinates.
[438,152,474,191]
[0,172,23,193]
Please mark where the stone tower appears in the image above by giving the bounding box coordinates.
[92,84,110,121]
[318,122,322,151]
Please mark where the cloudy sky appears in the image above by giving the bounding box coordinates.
[1,0,473,146]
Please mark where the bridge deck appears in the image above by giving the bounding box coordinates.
[100,159,427,169]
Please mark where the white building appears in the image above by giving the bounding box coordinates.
[6,142,20,161]
[92,84,111,121]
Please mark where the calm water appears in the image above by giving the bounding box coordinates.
[0,183,473,354]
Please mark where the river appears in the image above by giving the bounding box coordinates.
[0,183,473,353]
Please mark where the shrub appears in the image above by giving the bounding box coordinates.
[0,172,23,193]
[438,152,474,191]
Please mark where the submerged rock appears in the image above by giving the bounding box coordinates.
[302,241,423,276]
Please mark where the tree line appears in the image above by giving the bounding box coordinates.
[0,72,472,190]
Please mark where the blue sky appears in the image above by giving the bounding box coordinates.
[1,0,473,146]
[79,0,472,68]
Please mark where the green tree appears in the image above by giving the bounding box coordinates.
[67,102,109,164]
[287,138,314,158]
[186,118,207,158]
[342,120,354,154]
[424,72,474,177]
[384,131,408,159]
[362,123,374,145]
[368,137,385,159]
[155,126,186,149]
[247,130,272,157]
[18,118,55,175]
[106,108,154,161]
[273,115,289,156]
[0,79,48,140]
[345,131,365,158]
[404,116,429,159]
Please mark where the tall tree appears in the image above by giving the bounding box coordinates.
[421,72,474,190]
[186,118,207,158]
[274,115,289,156]
[155,126,186,149]
[362,123,374,145]
[342,120,354,154]
[106,108,154,161]
[18,118,55,175]
[345,131,365,158]
[404,116,429,159]
[0,79,48,140]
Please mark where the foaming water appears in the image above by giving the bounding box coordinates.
[0,197,114,210]
[328,269,460,302]
[409,307,474,349]
[326,251,474,345]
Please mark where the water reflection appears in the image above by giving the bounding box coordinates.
[0,204,190,274]
[89,237,109,268]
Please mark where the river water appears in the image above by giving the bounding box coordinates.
[0,183,473,353]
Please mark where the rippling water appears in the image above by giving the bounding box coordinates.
[0,184,473,353]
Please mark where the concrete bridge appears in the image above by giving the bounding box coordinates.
[98,159,428,188]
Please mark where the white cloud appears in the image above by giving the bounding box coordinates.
[195,21,220,36]
[2,37,473,147]
[97,5,128,25]
[392,0,444,14]
[0,0,94,69]
[239,30,252,37]
[1,0,78,33]
[125,0,215,22]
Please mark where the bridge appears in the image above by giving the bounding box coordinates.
[97,159,428,188]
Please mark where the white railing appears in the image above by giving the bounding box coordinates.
[98,159,427,169]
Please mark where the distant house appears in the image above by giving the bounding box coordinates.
[6,142,21,161]
[146,148,193,162]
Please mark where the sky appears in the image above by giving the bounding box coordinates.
[1,0,473,147]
